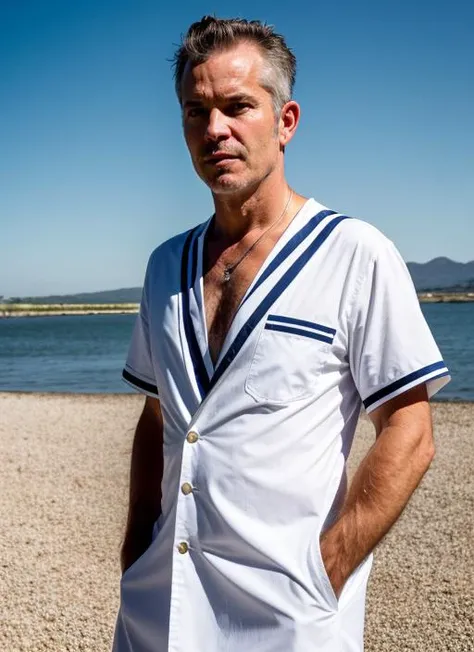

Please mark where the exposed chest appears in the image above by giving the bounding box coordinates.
[203,239,277,365]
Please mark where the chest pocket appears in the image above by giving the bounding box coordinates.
[245,314,336,403]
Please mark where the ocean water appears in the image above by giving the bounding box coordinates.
[0,304,473,400]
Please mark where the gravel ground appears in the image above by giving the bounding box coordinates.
[0,393,472,651]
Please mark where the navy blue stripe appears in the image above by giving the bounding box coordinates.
[181,229,194,287]
[180,228,210,398]
[210,215,350,390]
[191,228,199,287]
[363,361,448,409]
[122,369,158,395]
[243,209,337,304]
[267,314,336,336]
[265,323,333,344]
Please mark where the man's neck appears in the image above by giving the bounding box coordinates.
[211,175,294,244]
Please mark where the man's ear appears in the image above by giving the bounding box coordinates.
[279,100,300,148]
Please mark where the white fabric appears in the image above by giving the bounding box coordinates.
[114,199,450,652]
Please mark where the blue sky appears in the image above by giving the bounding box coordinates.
[1,0,472,297]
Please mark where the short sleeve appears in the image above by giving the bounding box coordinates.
[348,238,450,413]
[122,261,159,398]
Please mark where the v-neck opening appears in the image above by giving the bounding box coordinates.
[181,199,343,401]
[200,200,321,369]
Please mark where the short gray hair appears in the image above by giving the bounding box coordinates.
[172,16,296,115]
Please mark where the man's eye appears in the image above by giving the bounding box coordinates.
[232,102,250,113]
[187,108,206,118]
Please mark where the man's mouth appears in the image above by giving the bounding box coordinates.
[205,152,239,162]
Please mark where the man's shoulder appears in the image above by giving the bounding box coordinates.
[147,221,207,269]
[332,212,396,261]
[308,198,393,258]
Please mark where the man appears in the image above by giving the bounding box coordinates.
[113,16,450,652]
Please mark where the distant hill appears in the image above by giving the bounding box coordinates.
[7,287,143,304]
[5,257,474,303]
[406,257,474,291]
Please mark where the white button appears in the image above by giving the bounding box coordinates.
[181,482,193,495]
[177,541,189,554]
[186,431,199,444]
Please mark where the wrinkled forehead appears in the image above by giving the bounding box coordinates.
[180,43,270,103]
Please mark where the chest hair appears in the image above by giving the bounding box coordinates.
[204,258,259,365]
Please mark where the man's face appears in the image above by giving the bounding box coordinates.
[181,42,282,195]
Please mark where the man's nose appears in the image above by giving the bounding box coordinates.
[205,108,231,141]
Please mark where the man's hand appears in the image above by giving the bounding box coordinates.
[319,526,351,599]
[319,384,435,598]
[121,396,164,574]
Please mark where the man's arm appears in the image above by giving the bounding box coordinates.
[320,383,435,597]
[121,396,164,573]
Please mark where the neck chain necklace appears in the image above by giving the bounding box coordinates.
[221,189,293,282]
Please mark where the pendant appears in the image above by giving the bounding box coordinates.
[223,267,231,282]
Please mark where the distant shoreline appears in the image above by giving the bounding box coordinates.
[0,303,140,318]
[418,292,474,303]
[1,293,474,318]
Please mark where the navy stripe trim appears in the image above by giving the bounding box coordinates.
[191,232,199,286]
[267,314,336,336]
[210,215,350,390]
[265,323,333,344]
[122,369,158,395]
[180,228,210,398]
[363,361,448,409]
[243,209,337,304]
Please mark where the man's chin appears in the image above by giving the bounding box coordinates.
[205,174,248,195]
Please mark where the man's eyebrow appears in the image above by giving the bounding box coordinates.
[224,93,255,103]
[183,99,204,108]
[183,93,256,108]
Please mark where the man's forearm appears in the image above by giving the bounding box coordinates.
[121,399,164,573]
[321,391,434,597]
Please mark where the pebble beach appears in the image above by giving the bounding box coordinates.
[0,393,472,651]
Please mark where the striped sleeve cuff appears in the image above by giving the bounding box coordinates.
[122,368,159,398]
[363,361,450,413]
